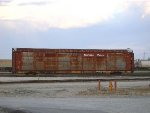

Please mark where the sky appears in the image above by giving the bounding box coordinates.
[0,0,150,59]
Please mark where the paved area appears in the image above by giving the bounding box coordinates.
[0,79,149,113]
[0,97,150,113]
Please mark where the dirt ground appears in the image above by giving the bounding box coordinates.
[0,81,150,98]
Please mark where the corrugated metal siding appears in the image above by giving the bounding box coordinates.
[12,48,134,74]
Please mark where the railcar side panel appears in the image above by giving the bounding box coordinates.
[12,48,134,74]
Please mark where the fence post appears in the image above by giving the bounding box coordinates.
[109,81,113,93]
[98,80,101,93]
[114,81,117,92]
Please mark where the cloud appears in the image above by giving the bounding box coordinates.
[0,2,150,59]
[142,1,150,18]
[0,0,150,29]
[18,2,49,6]
[12,0,52,6]
[0,0,12,6]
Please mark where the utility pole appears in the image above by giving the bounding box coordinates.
[143,52,146,60]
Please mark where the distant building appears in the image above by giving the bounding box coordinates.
[0,59,12,72]
[134,59,150,70]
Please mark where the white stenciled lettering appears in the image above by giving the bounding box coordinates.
[97,54,105,57]
[84,54,94,57]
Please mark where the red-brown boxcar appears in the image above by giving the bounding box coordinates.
[12,48,134,74]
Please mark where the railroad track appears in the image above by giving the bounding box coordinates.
[0,76,150,84]
[0,72,150,77]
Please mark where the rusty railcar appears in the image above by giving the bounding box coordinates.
[12,48,134,74]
